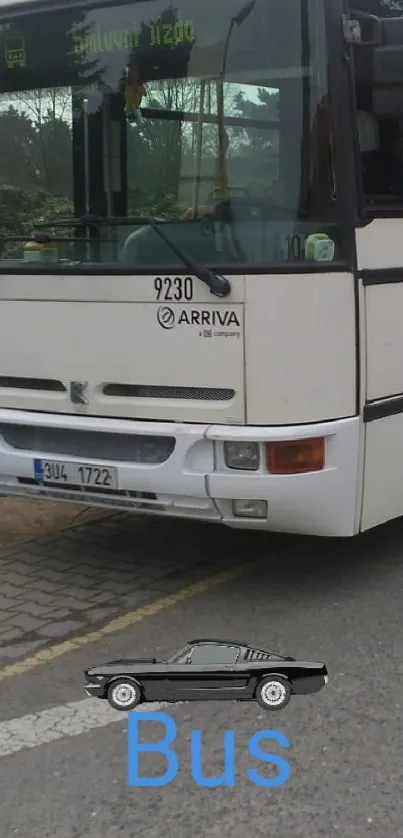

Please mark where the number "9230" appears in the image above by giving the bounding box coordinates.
[154,276,193,301]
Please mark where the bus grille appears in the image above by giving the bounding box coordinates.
[103,384,235,401]
[0,424,175,464]
[0,377,66,392]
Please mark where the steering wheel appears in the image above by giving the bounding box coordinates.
[194,188,249,235]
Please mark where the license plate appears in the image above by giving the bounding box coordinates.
[33,459,118,490]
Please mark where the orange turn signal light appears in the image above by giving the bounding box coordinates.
[266,437,325,475]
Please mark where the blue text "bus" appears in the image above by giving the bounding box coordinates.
[127,711,292,788]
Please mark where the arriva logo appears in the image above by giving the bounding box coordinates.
[157,306,176,329]
[156,307,241,330]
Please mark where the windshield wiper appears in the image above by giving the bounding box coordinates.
[41,214,231,298]
[142,216,231,298]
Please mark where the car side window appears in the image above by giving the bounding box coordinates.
[189,644,240,665]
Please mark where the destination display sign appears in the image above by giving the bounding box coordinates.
[0,0,297,88]
[70,21,196,56]
[2,20,196,71]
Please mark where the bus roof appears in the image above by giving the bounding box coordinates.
[0,0,44,8]
[0,0,104,15]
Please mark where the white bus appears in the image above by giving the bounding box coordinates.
[0,0,400,537]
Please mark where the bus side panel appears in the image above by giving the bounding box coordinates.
[361,415,403,531]
[365,283,403,401]
[245,272,356,425]
[361,282,403,531]
[356,220,403,531]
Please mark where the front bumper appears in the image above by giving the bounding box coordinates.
[0,409,360,536]
[84,682,105,698]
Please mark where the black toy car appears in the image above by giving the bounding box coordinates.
[84,638,329,711]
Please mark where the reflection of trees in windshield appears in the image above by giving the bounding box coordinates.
[232,87,280,189]
[0,0,325,264]
[0,75,280,249]
[121,4,281,218]
[0,90,75,256]
[127,78,216,218]
[125,5,194,218]
[0,5,101,254]
[126,80,280,218]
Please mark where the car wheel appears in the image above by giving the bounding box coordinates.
[255,676,291,711]
[107,678,142,711]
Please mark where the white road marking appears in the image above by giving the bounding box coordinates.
[0,698,176,759]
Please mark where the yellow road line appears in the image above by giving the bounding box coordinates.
[0,558,262,682]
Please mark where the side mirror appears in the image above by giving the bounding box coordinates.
[373,16,403,86]
[350,13,403,116]
[373,35,403,115]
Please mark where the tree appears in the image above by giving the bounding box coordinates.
[126,78,242,216]
[124,5,214,217]
[1,88,73,198]
[230,86,280,188]
[0,90,74,253]
[0,185,72,257]
[0,106,38,190]
[126,78,203,217]
[0,3,99,248]
[33,111,73,198]
[232,87,279,151]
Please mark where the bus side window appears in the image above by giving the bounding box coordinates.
[348,0,403,206]
[358,111,403,201]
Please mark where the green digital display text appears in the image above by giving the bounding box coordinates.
[70,21,196,56]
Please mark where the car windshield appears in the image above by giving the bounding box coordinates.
[0,0,343,272]
[164,645,192,663]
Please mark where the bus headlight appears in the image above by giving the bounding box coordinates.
[224,441,260,471]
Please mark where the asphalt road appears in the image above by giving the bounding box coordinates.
[1,515,403,837]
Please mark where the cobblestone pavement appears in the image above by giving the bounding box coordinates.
[0,511,262,663]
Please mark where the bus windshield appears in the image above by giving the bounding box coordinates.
[0,0,343,272]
